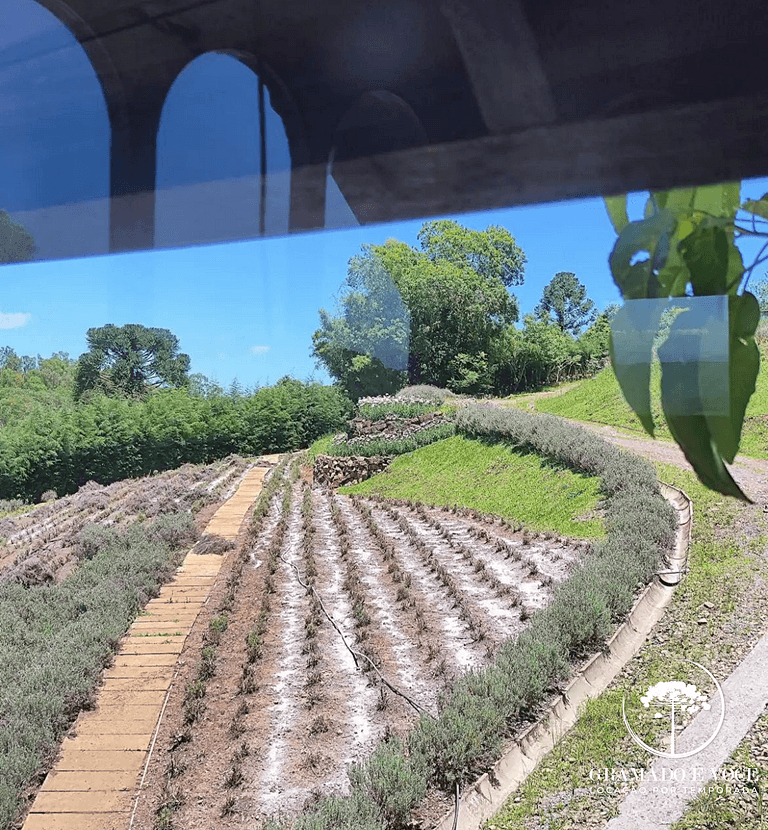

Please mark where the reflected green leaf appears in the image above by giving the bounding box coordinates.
[604,195,629,234]
[659,314,751,502]
[680,226,729,295]
[609,210,677,300]
[609,302,664,437]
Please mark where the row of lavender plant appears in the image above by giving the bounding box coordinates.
[266,404,678,829]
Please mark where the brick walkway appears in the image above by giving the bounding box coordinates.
[23,459,278,830]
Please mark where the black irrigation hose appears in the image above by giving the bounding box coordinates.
[276,551,435,721]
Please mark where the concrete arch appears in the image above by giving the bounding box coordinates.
[330,90,428,165]
[329,90,430,223]
[31,0,127,129]
[210,49,310,170]
[155,50,292,246]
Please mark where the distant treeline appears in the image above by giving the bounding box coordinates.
[0,364,351,501]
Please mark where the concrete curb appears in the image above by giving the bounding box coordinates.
[431,481,692,830]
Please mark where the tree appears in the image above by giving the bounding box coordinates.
[74,324,191,399]
[0,210,36,264]
[311,221,525,398]
[752,274,768,317]
[534,271,597,335]
[416,219,526,288]
[188,373,224,397]
[311,248,410,400]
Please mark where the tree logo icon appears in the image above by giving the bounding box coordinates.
[622,660,725,758]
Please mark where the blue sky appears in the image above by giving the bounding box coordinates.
[3,0,768,389]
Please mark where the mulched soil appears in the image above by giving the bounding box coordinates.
[130,467,590,829]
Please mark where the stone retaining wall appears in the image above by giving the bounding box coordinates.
[313,454,393,488]
[345,410,447,444]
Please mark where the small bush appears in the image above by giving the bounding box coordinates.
[292,789,384,830]
[75,524,123,561]
[396,386,452,404]
[357,398,437,421]
[0,498,26,515]
[328,423,455,457]
[348,735,428,827]
[146,513,199,549]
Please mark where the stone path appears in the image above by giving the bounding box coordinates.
[22,458,279,830]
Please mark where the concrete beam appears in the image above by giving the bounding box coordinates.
[439,0,556,133]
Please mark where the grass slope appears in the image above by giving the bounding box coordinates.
[339,434,604,539]
[523,358,768,460]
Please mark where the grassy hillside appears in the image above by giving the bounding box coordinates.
[522,356,768,460]
[338,434,605,539]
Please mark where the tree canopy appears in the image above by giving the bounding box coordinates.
[534,271,597,335]
[0,210,36,264]
[416,220,526,287]
[74,324,191,399]
[311,220,525,398]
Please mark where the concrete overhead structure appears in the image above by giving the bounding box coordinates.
[21,0,768,255]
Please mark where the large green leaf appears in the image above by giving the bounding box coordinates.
[609,301,664,437]
[680,226,729,295]
[726,242,745,294]
[692,182,741,218]
[659,313,751,502]
[604,195,629,234]
[609,210,678,299]
[654,187,697,215]
[704,293,760,464]
[654,229,690,298]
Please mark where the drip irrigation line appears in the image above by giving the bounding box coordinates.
[453,782,461,830]
[277,551,436,721]
[128,665,180,830]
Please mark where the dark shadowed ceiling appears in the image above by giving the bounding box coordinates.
[7,0,768,256]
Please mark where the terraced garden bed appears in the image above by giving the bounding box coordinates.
[0,455,253,586]
[130,454,609,829]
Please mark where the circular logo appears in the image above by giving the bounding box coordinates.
[622,659,725,758]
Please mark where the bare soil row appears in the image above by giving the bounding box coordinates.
[132,460,591,829]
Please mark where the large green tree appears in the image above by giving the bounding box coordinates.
[534,271,597,335]
[74,324,191,399]
[311,248,410,400]
[311,221,525,398]
[0,210,36,264]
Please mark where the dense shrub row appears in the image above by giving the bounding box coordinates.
[0,513,198,830]
[0,379,351,502]
[268,405,676,829]
[327,422,456,458]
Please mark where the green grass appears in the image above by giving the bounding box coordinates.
[339,434,604,539]
[486,463,762,830]
[305,433,336,462]
[523,364,669,438]
[522,358,768,460]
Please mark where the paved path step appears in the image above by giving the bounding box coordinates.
[23,460,278,830]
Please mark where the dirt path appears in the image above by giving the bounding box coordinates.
[558,417,768,504]
[21,460,278,830]
[493,392,768,504]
